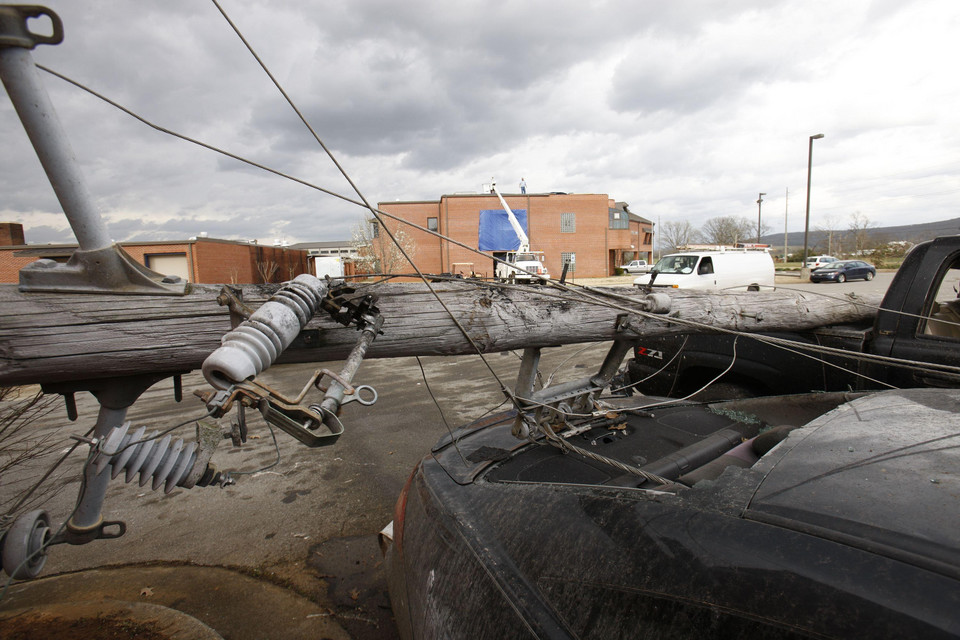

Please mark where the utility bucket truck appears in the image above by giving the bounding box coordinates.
[490,181,550,284]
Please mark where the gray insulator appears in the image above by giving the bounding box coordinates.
[94,422,200,494]
[643,293,671,314]
[202,274,328,390]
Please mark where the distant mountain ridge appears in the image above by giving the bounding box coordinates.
[761,216,960,251]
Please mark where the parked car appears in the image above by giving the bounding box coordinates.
[810,259,876,283]
[620,259,652,274]
[804,255,838,269]
[383,388,960,639]
[633,248,774,291]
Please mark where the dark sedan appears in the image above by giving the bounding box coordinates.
[810,259,876,283]
[383,388,960,639]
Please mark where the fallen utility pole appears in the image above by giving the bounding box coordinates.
[0,280,881,387]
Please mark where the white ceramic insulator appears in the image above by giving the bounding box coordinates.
[202,274,328,390]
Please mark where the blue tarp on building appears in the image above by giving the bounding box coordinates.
[478,209,528,251]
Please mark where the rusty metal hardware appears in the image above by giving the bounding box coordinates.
[217,285,256,329]
[195,367,378,448]
[511,341,635,439]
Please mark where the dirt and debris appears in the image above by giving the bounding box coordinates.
[2,612,169,640]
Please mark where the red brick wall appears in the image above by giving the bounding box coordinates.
[377,202,444,275]
[0,249,38,282]
[380,193,652,278]
[0,223,25,246]
[192,241,254,283]
[0,239,311,285]
[194,240,309,284]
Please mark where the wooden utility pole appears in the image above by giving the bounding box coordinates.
[0,281,881,387]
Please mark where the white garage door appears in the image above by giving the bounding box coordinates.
[145,253,190,282]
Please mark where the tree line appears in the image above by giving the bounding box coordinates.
[658,216,770,253]
[658,212,887,260]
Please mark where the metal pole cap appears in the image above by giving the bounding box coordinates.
[0,5,63,49]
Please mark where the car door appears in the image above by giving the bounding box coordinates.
[878,253,960,387]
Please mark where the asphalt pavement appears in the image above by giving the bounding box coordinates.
[775,269,895,297]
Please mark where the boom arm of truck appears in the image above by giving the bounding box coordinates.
[491,180,530,252]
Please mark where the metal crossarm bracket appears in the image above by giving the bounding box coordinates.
[1,6,187,296]
[18,245,189,295]
[511,341,635,439]
[217,285,255,329]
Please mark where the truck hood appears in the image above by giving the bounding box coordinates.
[633,273,691,287]
[745,388,960,576]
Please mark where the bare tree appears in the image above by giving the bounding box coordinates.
[352,219,417,275]
[0,387,67,520]
[815,213,841,256]
[848,211,876,256]
[700,216,754,245]
[256,260,280,283]
[659,220,700,253]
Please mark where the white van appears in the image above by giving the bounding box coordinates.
[633,248,775,291]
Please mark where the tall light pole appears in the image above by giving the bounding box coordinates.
[783,187,789,263]
[756,192,766,243]
[802,133,824,266]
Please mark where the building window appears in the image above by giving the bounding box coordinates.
[371,221,379,238]
[609,209,629,230]
[427,217,438,231]
[561,252,576,272]
[561,212,576,233]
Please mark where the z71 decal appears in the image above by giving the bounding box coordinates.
[635,346,664,360]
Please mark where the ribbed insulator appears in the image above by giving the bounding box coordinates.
[202,274,328,389]
[94,422,199,494]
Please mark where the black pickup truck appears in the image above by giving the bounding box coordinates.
[625,236,960,399]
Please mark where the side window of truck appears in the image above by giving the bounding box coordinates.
[923,263,960,339]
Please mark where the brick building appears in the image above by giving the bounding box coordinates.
[377,192,654,279]
[0,223,310,284]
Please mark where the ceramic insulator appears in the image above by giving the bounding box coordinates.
[202,274,328,390]
[94,422,199,494]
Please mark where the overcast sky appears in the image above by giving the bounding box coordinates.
[3,0,960,247]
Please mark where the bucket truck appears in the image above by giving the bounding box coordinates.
[490,181,550,284]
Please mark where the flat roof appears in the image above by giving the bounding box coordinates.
[5,236,306,254]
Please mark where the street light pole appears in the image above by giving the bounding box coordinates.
[756,192,766,243]
[802,133,825,266]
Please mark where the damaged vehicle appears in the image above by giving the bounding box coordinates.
[383,383,960,639]
[625,236,960,399]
